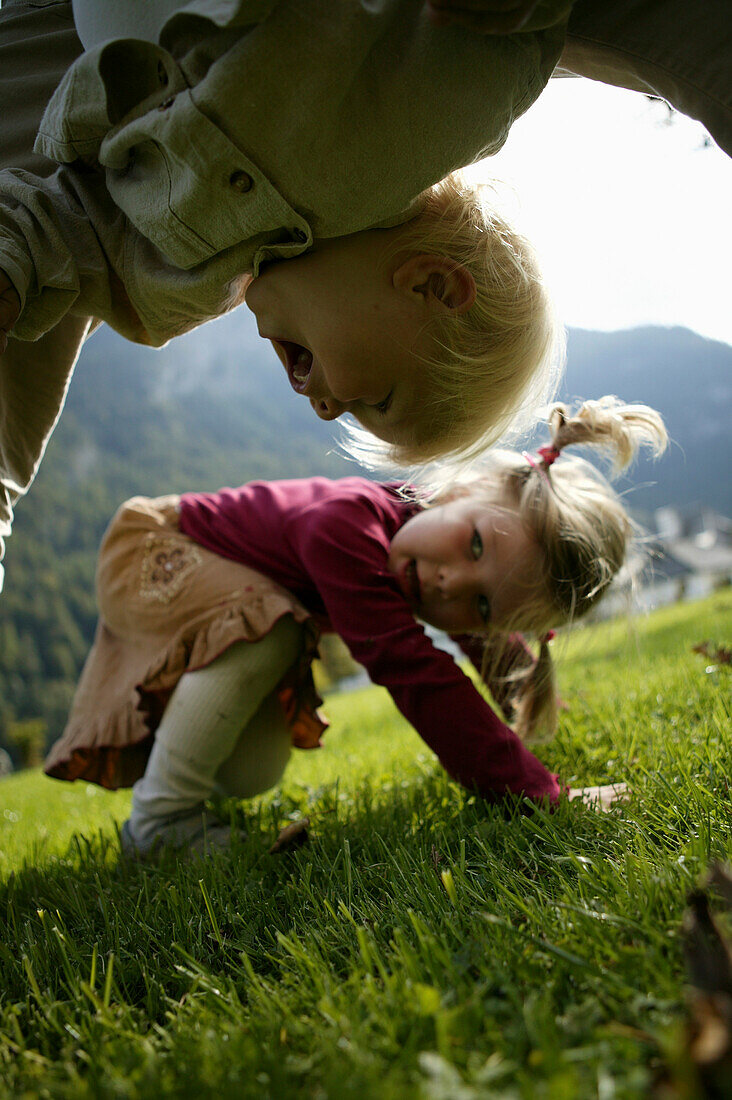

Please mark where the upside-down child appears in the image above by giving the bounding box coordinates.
[45,397,667,856]
[3,0,729,590]
[0,0,568,589]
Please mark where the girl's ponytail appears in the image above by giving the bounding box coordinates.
[510,638,556,739]
[512,633,558,742]
[480,632,558,743]
[545,396,667,473]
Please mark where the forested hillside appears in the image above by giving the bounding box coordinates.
[1,315,729,755]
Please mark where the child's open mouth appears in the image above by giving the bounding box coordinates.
[272,339,313,394]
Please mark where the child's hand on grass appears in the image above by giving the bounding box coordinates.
[567,783,629,812]
[0,270,20,355]
[425,0,541,34]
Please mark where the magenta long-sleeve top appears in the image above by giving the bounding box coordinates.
[179,477,561,803]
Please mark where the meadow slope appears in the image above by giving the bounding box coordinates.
[1,591,730,1098]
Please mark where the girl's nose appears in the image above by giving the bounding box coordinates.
[438,564,468,599]
[311,395,346,421]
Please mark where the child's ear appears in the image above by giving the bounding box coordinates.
[393,255,476,315]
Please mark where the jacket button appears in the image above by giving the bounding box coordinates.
[158,97,175,111]
[229,170,253,193]
[291,228,308,243]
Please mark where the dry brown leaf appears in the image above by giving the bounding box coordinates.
[681,868,732,1096]
[691,641,732,665]
[269,817,310,855]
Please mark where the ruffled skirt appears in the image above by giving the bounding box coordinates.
[44,495,326,789]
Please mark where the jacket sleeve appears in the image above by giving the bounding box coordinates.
[0,163,146,343]
[0,30,305,346]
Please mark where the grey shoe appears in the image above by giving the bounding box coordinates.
[120,811,244,860]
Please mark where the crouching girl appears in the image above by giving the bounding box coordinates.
[45,397,667,856]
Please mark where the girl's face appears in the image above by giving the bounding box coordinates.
[246,236,426,448]
[387,492,545,635]
[245,228,474,452]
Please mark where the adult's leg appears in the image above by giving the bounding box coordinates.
[0,0,93,590]
[125,616,304,855]
[0,310,96,570]
[557,0,731,156]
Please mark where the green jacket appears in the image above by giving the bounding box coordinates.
[0,0,570,346]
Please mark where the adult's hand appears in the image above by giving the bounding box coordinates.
[0,270,20,355]
[424,0,542,34]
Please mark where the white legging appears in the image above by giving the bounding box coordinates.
[129,616,304,838]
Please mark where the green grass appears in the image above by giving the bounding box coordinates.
[1,591,730,1099]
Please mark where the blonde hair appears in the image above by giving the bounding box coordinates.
[344,172,564,468]
[445,397,668,741]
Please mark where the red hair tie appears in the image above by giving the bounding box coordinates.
[540,630,556,645]
[537,445,561,467]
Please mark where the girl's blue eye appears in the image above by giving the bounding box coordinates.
[478,595,491,626]
[471,529,483,559]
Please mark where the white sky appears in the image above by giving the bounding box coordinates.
[463,79,732,347]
